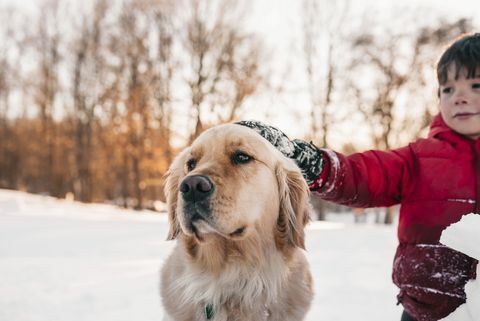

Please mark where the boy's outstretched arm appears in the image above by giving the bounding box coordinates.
[236,120,413,208]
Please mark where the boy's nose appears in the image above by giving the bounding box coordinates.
[454,92,468,105]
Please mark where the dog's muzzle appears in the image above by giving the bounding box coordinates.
[180,175,214,222]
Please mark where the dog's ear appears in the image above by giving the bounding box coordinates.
[275,160,311,250]
[163,149,188,240]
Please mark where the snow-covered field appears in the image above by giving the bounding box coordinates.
[0,189,404,321]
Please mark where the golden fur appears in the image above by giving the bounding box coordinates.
[161,124,313,321]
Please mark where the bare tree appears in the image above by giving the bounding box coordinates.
[68,0,109,202]
[30,0,62,194]
[102,0,179,209]
[0,7,20,189]
[301,0,350,220]
[110,2,151,209]
[182,0,264,141]
[142,3,178,203]
[151,6,176,166]
[302,0,350,148]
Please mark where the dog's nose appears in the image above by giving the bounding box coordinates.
[180,175,214,202]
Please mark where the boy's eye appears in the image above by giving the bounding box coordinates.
[442,87,453,94]
[472,83,480,89]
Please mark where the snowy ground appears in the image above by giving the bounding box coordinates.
[0,189,403,321]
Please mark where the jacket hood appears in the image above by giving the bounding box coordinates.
[428,114,452,139]
[428,113,480,144]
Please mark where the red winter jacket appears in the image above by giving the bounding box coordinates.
[311,114,479,321]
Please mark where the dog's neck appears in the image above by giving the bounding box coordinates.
[182,229,279,274]
[203,302,271,321]
[177,232,290,314]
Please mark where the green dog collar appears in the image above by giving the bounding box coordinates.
[205,304,214,320]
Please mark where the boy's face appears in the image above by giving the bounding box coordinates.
[439,65,480,140]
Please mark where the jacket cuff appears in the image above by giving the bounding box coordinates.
[308,149,331,191]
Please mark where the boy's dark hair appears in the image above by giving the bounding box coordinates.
[437,33,480,85]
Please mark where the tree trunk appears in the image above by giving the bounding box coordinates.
[384,207,395,224]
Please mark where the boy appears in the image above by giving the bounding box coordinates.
[237,33,480,321]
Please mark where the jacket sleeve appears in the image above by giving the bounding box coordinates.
[311,146,416,208]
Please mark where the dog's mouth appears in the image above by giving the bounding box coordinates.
[183,202,215,241]
[183,206,248,242]
[188,219,248,242]
[187,217,215,242]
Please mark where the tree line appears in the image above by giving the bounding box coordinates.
[0,0,474,213]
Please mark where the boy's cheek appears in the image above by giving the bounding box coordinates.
[439,104,449,118]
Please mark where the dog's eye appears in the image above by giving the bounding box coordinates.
[186,158,196,171]
[232,151,253,165]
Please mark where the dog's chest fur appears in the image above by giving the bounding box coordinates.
[170,247,289,320]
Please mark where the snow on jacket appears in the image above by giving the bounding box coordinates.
[311,114,479,321]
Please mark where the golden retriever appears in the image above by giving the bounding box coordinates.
[161,124,313,321]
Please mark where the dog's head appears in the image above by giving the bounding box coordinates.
[164,124,310,251]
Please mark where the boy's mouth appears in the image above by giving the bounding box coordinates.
[453,112,480,119]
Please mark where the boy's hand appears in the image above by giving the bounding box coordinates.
[235,120,325,185]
